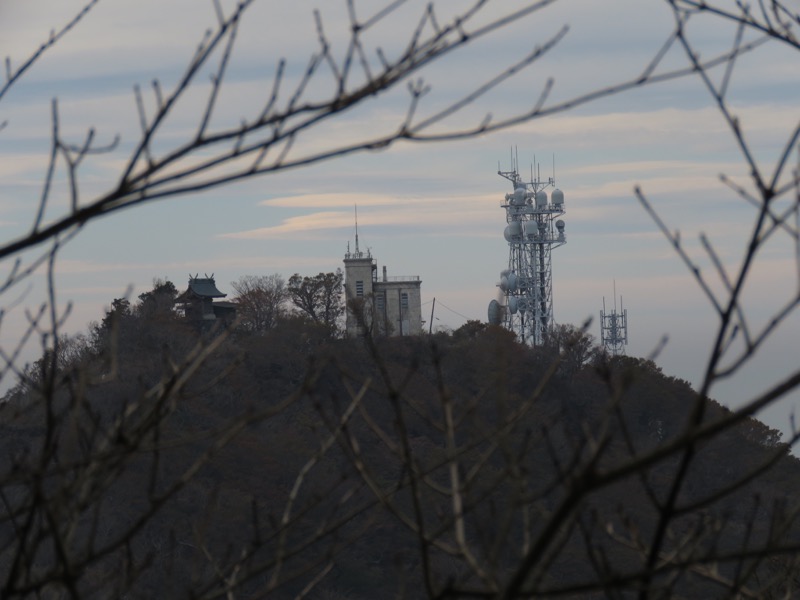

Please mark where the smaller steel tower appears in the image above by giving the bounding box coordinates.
[600,288,628,355]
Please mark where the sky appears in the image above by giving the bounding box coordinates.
[1,0,800,437]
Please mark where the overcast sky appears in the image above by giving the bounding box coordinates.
[1,0,799,437]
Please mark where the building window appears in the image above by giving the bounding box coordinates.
[376,292,385,312]
[401,292,409,310]
[356,281,364,297]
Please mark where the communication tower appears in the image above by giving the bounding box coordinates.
[600,288,628,355]
[488,154,566,346]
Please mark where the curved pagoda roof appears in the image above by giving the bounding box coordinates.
[180,277,227,299]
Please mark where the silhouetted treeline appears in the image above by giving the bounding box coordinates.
[0,283,796,598]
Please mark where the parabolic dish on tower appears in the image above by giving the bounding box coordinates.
[487,299,503,326]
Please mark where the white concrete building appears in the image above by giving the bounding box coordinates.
[343,241,422,338]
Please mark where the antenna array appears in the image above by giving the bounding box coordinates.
[600,286,628,355]
[488,154,566,346]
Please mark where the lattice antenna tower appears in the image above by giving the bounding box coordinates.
[600,283,628,355]
[488,150,566,346]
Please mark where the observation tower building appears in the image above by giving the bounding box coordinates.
[343,217,422,337]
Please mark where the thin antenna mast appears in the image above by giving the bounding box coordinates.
[613,279,617,313]
[354,204,360,255]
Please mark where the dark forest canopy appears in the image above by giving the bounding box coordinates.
[0,280,796,599]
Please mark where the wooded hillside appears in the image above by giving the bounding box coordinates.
[1,293,797,599]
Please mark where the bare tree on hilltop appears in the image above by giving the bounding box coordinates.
[231,274,288,332]
[0,0,800,598]
[287,270,345,336]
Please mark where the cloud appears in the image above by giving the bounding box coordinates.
[513,105,799,155]
[259,193,404,209]
[573,159,738,177]
[54,254,336,276]
[222,191,500,239]
[221,211,353,239]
